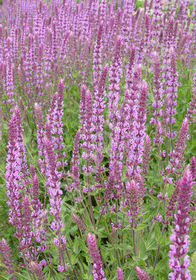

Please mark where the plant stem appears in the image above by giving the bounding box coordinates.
[153,226,166,270]
[132,228,138,257]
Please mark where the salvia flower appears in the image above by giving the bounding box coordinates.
[0,238,15,278]
[93,64,108,186]
[80,88,94,176]
[135,266,150,280]
[168,168,193,280]
[150,52,164,144]
[6,112,22,229]
[187,69,196,122]
[30,261,45,280]
[126,180,139,228]
[167,117,189,175]
[19,195,34,259]
[165,47,178,139]
[128,80,148,178]
[47,79,67,173]
[31,174,46,253]
[72,213,86,233]
[142,134,151,175]
[117,267,124,280]
[93,22,103,93]
[190,156,196,180]
[43,134,67,270]
[87,233,106,280]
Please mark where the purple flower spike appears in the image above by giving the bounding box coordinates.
[126,180,139,228]
[117,267,124,280]
[168,168,194,280]
[0,238,15,277]
[142,135,151,175]
[190,156,196,180]
[135,266,150,280]
[72,213,86,233]
[87,233,106,280]
[30,261,45,280]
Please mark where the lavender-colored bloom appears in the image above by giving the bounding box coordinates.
[87,233,106,280]
[125,45,136,91]
[6,107,31,253]
[126,180,139,228]
[31,175,46,250]
[135,266,150,280]
[43,136,63,232]
[121,0,133,51]
[6,54,15,105]
[19,195,34,259]
[187,69,196,121]
[152,0,164,38]
[166,48,178,137]
[93,64,108,186]
[151,52,164,144]
[108,36,122,126]
[167,117,189,175]
[128,80,148,178]
[30,261,45,280]
[80,88,94,177]
[14,105,30,190]
[43,134,67,270]
[168,168,193,280]
[190,156,196,180]
[6,112,22,229]
[72,213,86,233]
[0,238,15,278]
[117,267,124,280]
[47,79,67,173]
[142,135,151,175]
[93,22,103,93]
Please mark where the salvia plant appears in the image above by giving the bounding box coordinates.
[0,0,196,279]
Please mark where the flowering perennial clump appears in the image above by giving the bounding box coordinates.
[0,0,196,279]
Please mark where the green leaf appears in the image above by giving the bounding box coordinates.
[139,238,148,261]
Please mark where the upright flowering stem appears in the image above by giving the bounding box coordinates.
[108,37,123,194]
[135,266,150,280]
[93,64,108,188]
[93,22,103,94]
[47,79,67,177]
[126,180,139,229]
[30,261,45,280]
[167,117,189,177]
[34,103,45,175]
[128,80,148,178]
[87,233,106,280]
[117,267,124,280]
[70,129,81,192]
[43,135,67,272]
[31,174,47,255]
[187,69,196,123]
[6,107,32,259]
[80,88,95,226]
[165,48,178,146]
[142,134,151,175]
[6,112,22,230]
[15,105,30,191]
[19,195,33,260]
[0,238,16,279]
[151,52,163,145]
[168,168,194,280]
